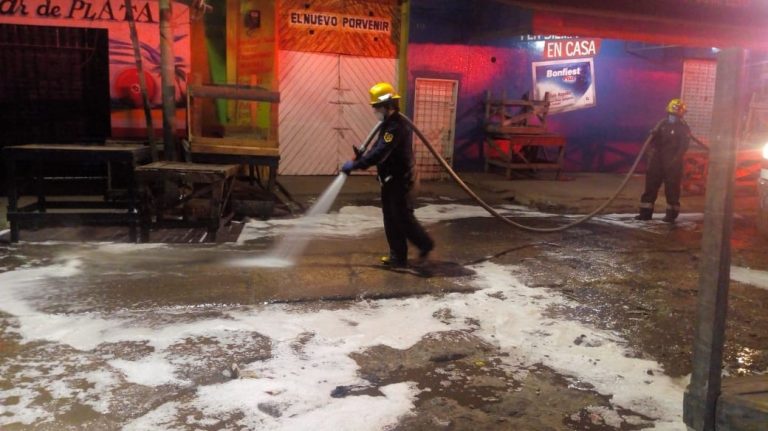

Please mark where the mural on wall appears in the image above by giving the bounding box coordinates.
[109,34,189,108]
[0,0,191,136]
[532,58,596,114]
[279,0,400,58]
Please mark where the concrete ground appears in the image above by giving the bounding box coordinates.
[1,172,767,430]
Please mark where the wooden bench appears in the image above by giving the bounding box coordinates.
[135,162,239,243]
[3,143,153,242]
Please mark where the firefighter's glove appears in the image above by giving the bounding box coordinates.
[341,160,355,175]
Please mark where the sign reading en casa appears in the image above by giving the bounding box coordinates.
[544,39,601,59]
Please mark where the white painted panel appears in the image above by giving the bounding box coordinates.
[278,51,339,175]
[279,52,396,175]
[338,56,398,169]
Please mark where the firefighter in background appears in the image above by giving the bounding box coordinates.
[636,98,691,223]
[341,82,434,267]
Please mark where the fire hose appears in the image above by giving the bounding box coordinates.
[353,114,655,233]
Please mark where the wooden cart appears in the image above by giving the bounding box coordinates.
[483,91,566,179]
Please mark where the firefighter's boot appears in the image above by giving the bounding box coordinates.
[380,254,407,268]
[635,207,653,221]
[662,208,679,223]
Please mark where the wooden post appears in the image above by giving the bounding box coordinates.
[398,0,410,114]
[125,0,157,161]
[159,0,176,160]
[683,47,745,431]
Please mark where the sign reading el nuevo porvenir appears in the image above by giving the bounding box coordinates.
[289,10,391,34]
[279,0,401,59]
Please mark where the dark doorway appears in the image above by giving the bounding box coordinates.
[0,24,111,193]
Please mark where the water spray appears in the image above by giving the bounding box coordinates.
[232,109,663,269]
[229,122,383,268]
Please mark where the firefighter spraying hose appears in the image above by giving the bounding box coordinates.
[343,82,665,234]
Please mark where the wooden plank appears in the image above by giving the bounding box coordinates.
[486,125,548,135]
[188,84,280,103]
[721,375,768,394]
[507,135,566,146]
[717,392,768,431]
[486,159,562,170]
[190,144,280,157]
[5,143,149,153]
[487,98,550,107]
[192,136,278,148]
[137,162,239,176]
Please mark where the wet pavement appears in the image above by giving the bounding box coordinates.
[1,176,768,430]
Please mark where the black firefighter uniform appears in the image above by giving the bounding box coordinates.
[638,118,691,221]
[350,112,434,264]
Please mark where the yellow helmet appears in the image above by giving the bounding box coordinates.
[667,98,687,116]
[369,82,400,106]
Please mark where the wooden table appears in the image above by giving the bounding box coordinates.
[189,150,279,192]
[135,161,239,243]
[3,144,153,242]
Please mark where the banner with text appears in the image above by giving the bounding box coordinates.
[279,0,400,58]
[532,58,596,114]
[544,38,601,59]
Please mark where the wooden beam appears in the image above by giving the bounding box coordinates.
[398,0,410,114]
[188,85,280,103]
[159,0,176,160]
[683,48,745,431]
[125,0,157,162]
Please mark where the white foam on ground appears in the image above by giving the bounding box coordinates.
[0,256,686,429]
[595,213,703,232]
[237,203,514,244]
[227,256,294,268]
[96,243,170,253]
[730,266,768,291]
[238,204,703,244]
[109,355,186,387]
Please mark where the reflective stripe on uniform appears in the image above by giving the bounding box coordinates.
[639,202,654,209]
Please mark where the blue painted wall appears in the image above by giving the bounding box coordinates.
[407,0,718,172]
